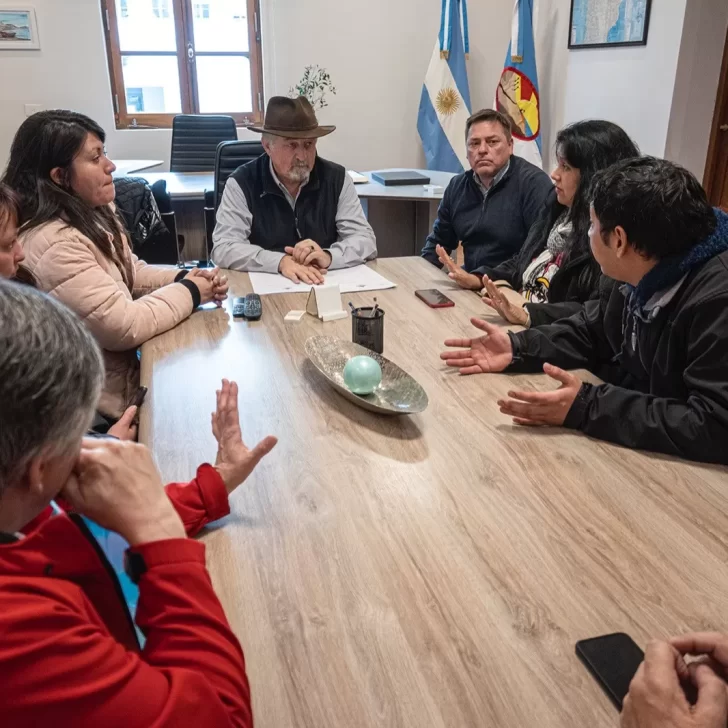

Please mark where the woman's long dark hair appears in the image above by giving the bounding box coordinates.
[2,110,131,286]
[556,120,640,255]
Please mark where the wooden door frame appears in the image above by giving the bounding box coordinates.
[704,26,728,203]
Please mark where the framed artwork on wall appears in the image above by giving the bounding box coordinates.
[0,7,39,50]
[569,0,652,50]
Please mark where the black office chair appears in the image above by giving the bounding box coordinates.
[213,139,265,207]
[170,115,238,173]
[204,140,265,258]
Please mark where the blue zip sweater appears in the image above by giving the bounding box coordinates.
[420,155,553,273]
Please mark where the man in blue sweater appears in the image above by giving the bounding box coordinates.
[421,109,553,290]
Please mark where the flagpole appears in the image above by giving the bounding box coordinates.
[461,0,470,58]
[439,0,451,59]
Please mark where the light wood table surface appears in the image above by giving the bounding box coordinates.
[140,257,728,728]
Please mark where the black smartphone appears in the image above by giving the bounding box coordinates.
[414,289,455,308]
[575,633,644,710]
[130,385,148,409]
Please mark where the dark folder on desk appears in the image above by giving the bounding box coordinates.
[371,171,431,186]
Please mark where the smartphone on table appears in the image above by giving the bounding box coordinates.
[415,289,455,308]
[575,633,644,710]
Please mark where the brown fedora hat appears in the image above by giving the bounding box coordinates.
[249,96,335,139]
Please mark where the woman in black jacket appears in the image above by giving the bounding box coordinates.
[479,120,639,328]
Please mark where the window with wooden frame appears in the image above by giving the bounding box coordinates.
[100,0,264,129]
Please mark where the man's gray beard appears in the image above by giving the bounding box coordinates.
[287,166,310,184]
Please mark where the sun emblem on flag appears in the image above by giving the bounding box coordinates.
[436,87,460,116]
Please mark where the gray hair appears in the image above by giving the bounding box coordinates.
[0,280,104,491]
[261,132,279,147]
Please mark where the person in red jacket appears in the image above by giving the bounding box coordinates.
[0,278,277,727]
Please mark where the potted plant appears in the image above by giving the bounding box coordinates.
[289,65,337,110]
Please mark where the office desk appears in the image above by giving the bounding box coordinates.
[131,171,213,201]
[133,169,455,258]
[112,159,163,176]
[134,169,454,202]
[140,257,728,728]
[356,168,454,257]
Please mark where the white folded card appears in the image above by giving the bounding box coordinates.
[283,309,306,322]
[249,264,396,296]
[306,284,348,322]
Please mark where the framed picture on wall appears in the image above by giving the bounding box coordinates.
[568,0,652,49]
[0,7,39,50]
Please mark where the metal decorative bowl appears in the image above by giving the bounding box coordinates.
[304,336,429,415]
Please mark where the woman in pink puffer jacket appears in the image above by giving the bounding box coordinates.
[3,110,228,421]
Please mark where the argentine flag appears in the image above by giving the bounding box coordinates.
[496,0,543,168]
[417,0,472,173]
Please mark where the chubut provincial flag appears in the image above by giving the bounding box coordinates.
[496,0,543,168]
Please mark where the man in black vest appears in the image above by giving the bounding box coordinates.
[421,109,553,290]
[212,96,376,284]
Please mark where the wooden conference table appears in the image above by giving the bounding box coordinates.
[139,257,728,728]
[134,168,455,259]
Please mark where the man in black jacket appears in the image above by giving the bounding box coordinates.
[440,157,728,464]
[420,109,553,290]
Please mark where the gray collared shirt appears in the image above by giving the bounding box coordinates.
[473,159,511,199]
[211,161,377,273]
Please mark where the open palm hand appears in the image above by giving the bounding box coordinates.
[440,318,514,375]
[212,379,278,494]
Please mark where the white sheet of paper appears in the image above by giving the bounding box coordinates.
[249,264,397,296]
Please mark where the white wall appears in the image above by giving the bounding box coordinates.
[263,0,567,173]
[562,0,688,158]
[665,0,728,177]
[0,0,172,167]
[0,0,569,174]
[0,0,723,180]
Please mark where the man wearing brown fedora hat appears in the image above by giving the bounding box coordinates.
[212,96,376,284]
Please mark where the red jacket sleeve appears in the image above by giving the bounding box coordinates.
[1,540,252,728]
[164,463,230,537]
[24,464,231,538]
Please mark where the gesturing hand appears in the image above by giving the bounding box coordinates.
[107,405,138,441]
[279,255,327,285]
[481,275,529,326]
[440,317,513,375]
[285,239,332,269]
[497,362,581,426]
[435,244,482,290]
[621,640,727,728]
[212,378,278,495]
[62,438,185,546]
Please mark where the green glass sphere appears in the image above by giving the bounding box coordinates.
[343,355,383,395]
